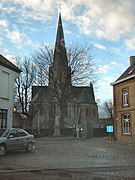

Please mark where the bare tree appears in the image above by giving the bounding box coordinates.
[32,44,53,86]
[103,100,114,118]
[32,42,96,86]
[14,57,36,115]
[67,42,96,85]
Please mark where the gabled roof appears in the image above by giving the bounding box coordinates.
[111,62,135,86]
[0,54,21,73]
[31,85,96,104]
[72,85,96,104]
[31,86,50,103]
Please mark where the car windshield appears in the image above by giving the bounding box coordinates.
[1,129,10,137]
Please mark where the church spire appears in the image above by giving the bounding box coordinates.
[49,12,71,89]
[53,13,68,68]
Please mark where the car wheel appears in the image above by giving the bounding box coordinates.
[26,143,34,152]
[0,145,6,156]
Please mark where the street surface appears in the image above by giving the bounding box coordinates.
[1,137,135,179]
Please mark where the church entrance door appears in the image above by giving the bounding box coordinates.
[86,122,93,138]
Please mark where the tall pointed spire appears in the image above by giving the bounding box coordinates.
[49,12,71,89]
[53,13,68,67]
[55,14,65,50]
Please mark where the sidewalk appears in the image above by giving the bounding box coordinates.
[36,135,135,145]
[1,166,135,180]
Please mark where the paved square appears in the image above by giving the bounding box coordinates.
[1,137,135,179]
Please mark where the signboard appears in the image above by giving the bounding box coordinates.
[106,125,114,133]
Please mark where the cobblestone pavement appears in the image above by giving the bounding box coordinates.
[1,137,135,179]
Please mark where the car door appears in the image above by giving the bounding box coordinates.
[6,129,21,150]
[16,129,28,149]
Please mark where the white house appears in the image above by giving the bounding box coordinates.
[0,54,21,129]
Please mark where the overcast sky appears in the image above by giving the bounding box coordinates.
[1,0,135,103]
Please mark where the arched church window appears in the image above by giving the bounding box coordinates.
[93,108,95,117]
[40,107,43,116]
[64,105,68,117]
[85,108,89,117]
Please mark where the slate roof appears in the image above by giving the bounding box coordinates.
[111,61,135,85]
[72,86,96,104]
[31,86,49,102]
[0,54,21,73]
[31,85,96,104]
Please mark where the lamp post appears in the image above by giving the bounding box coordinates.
[115,117,118,140]
[76,102,80,139]
[37,109,40,135]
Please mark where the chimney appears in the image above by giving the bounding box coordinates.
[130,56,135,66]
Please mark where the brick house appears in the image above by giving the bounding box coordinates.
[111,56,135,142]
[0,54,21,131]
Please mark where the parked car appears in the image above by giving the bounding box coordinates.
[0,128,35,156]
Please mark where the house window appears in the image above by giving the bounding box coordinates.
[121,114,131,135]
[122,88,128,106]
[1,71,9,99]
[0,109,7,129]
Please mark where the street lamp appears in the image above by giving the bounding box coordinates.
[13,107,16,113]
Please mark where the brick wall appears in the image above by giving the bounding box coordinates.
[114,78,135,142]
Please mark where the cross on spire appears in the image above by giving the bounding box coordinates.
[58,0,62,15]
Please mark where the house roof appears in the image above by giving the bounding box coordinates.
[111,61,135,86]
[0,54,21,73]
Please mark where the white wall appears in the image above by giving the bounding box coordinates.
[0,65,19,128]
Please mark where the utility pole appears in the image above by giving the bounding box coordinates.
[37,109,40,135]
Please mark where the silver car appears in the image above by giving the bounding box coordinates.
[0,128,35,156]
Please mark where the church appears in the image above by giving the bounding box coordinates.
[30,13,99,138]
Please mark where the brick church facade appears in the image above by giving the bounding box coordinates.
[30,14,99,137]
